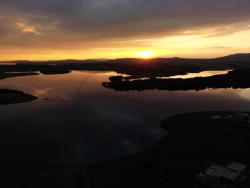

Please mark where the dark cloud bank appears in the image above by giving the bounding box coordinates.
[0,0,250,48]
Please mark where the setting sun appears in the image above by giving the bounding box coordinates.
[138,51,153,59]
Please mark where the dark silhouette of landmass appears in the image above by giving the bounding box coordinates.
[0,89,37,105]
[0,72,39,80]
[102,68,250,91]
[39,67,72,75]
[86,111,250,188]
[0,53,250,78]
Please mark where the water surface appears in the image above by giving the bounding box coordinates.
[167,70,231,79]
[0,71,250,165]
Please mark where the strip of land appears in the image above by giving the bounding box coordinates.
[0,53,250,78]
[103,68,250,91]
[0,89,37,105]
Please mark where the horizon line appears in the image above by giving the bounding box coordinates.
[0,53,249,63]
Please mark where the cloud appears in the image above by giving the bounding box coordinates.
[0,0,250,54]
[0,16,12,38]
[199,46,233,50]
[16,21,41,35]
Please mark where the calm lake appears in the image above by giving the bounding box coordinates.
[1,70,250,165]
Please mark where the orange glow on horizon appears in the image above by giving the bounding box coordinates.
[1,28,250,61]
[137,51,154,59]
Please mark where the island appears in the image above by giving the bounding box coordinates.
[0,72,39,80]
[0,89,38,105]
[103,68,250,91]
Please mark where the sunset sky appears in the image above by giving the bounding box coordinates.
[0,0,250,60]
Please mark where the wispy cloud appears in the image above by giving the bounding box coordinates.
[16,21,41,35]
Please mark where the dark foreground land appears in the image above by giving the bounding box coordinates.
[0,89,37,105]
[2,111,248,188]
[87,111,250,188]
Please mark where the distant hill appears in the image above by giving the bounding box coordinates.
[213,53,250,62]
[103,53,250,65]
[156,53,250,64]
[1,53,250,65]
[0,53,250,77]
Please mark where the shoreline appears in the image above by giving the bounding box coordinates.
[86,111,250,187]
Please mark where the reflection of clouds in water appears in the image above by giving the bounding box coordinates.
[97,109,143,125]
[0,100,164,164]
[238,89,250,101]
[33,88,51,97]
[33,87,73,102]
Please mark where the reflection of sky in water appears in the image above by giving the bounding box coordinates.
[238,89,250,101]
[167,70,231,79]
[0,71,250,165]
